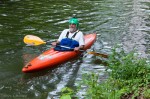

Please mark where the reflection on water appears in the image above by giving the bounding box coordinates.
[0,0,150,98]
[122,0,149,58]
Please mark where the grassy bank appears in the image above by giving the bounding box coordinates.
[79,48,150,99]
[60,48,150,99]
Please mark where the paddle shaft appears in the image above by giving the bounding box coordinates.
[24,35,107,58]
[45,41,84,51]
[54,45,84,52]
[46,42,108,58]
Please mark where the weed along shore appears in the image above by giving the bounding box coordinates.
[60,47,150,99]
[79,48,150,99]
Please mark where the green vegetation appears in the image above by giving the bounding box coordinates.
[60,87,74,99]
[79,47,150,99]
[60,47,150,99]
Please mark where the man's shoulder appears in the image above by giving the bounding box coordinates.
[62,29,69,32]
[78,31,84,35]
[78,31,83,33]
[61,29,69,35]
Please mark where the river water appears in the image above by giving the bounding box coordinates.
[0,0,149,99]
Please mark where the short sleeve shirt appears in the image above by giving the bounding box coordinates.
[58,29,85,46]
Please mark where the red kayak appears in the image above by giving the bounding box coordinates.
[22,33,96,73]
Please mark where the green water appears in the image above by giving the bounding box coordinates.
[0,0,149,98]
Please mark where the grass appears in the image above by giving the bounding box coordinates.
[81,47,150,99]
[60,47,150,99]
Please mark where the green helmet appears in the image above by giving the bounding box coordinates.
[69,17,79,29]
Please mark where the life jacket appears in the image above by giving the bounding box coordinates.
[54,31,79,51]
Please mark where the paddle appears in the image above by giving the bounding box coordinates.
[87,51,108,58]
[23,35,82,50]
[23,35,108,58]
[24,35,46,46]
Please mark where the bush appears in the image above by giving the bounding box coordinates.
[79,47,150,99]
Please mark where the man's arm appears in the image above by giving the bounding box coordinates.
[74,45,84,51]
[51,41,60,46]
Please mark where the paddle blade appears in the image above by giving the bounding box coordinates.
[23,35,46,46]
[88,51,108,58]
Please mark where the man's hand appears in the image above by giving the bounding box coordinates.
[51,42,59,46]
[74,45,84,51]
[74,47,80,51]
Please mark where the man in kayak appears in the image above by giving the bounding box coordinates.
[51,17,85,51]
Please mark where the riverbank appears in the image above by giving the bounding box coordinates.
[76,47,150,99]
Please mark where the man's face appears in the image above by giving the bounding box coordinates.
[69,24,77,33]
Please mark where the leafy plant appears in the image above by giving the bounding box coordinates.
[60,87,74,99]
[78,47,150,99]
